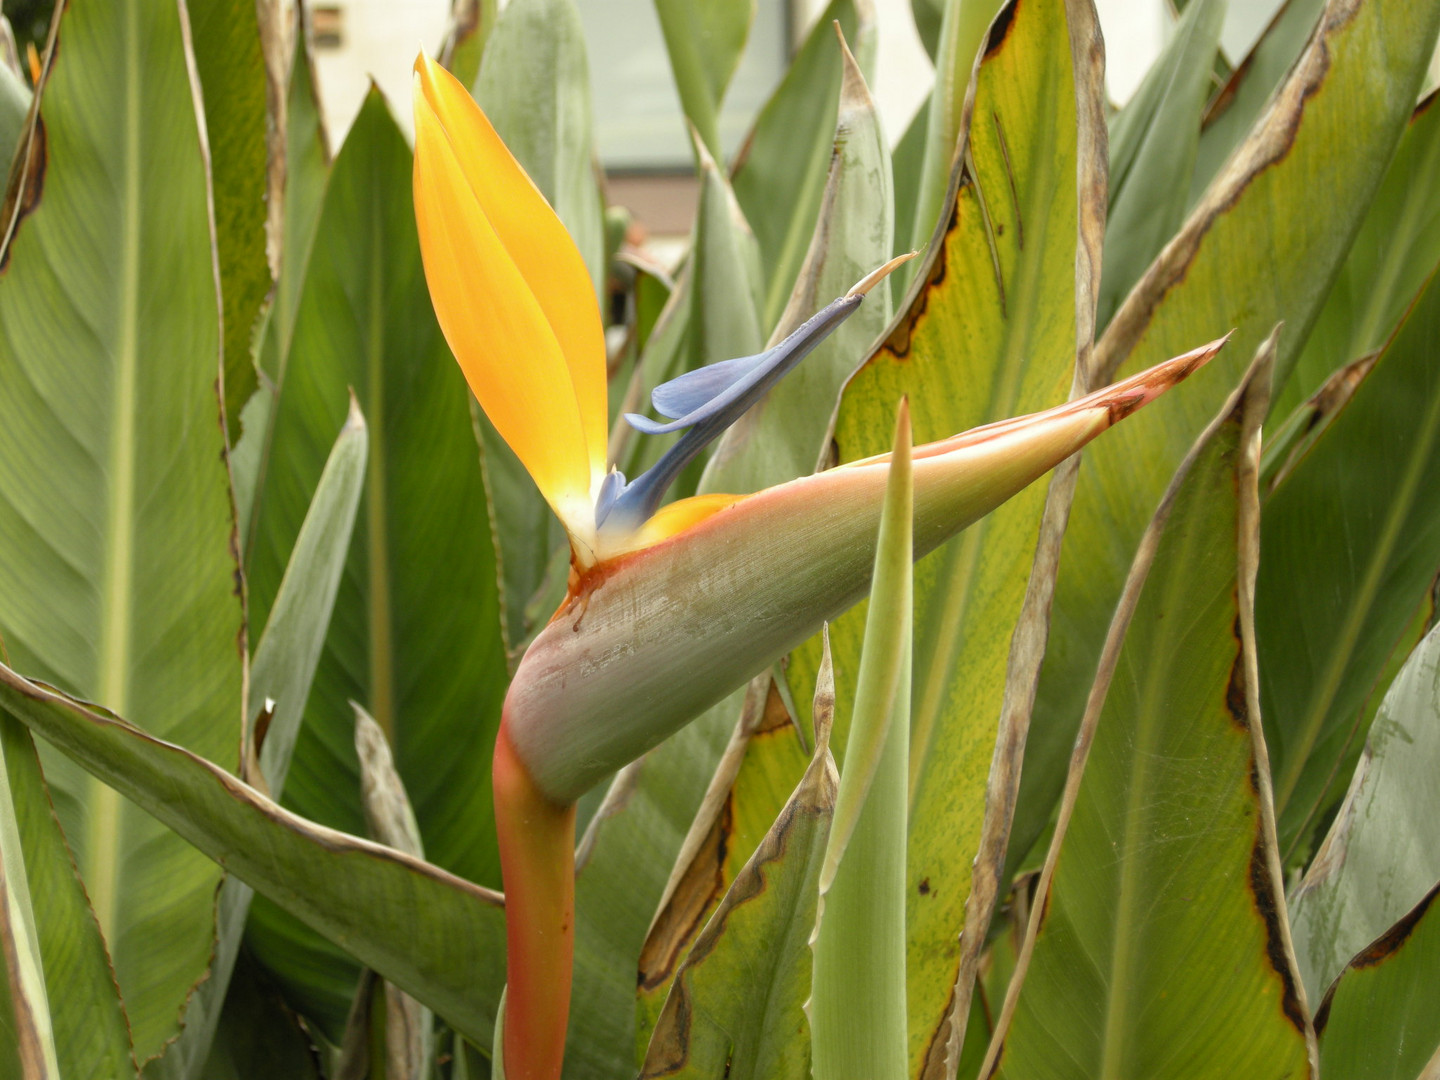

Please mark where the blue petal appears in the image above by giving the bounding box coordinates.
[651,352,770,420]
[602,292,864,534]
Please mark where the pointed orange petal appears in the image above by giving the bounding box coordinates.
[413,83,594,530]
[415,53,608,483]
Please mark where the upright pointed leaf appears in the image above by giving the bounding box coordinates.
[729,0,875,329]
[189,0,273,433]
[1188,0,1326,205]
[0,664,509,1051]
[1257,266,1440,855]
[909,0,1003,255]
[1021,0,1440,884]
[652,0,752,160]
[1099,0,1224,329]
[1314,882,1440,1080]
[1288,620,1440,1003]
[244,90,508,1032]
[149,401,368,1080]
[785,1,1106,1068]
[634,677,812,1058]
[811,405,912,1080]
[0,716,133,1078]
[1274,90,1440,415]
[0,0,243,1060]
[640,659,837,1080]
[983,351,1314,1080]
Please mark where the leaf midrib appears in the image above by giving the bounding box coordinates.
[90,0,143,940]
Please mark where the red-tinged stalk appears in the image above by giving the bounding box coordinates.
[493,717,575,1080]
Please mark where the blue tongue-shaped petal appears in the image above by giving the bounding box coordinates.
[635,352,772,430]
[600,292,863,530]
[624,293,861,438]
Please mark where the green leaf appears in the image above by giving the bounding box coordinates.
[189,0,273,435]
[982,348,1314,1080]
[243,89,508,1033]
[199,951,323,1080]
[729,0,875,330]
[0,717,65,1079]
[640,657,837,1080]
[1099,0,1224,330]
[0,663,509,1052]
[149,398,368,1079]
[889,95,929,277]
[1274,90,1440,416]
[1188,0,1326,206]
[242,28,332,545]
[634,676,811,1057]
[567,706,738,1078]
[1314,882,1440,1080]
[811,406,912,1080]
[1288,620,1440,1003]
[704,27,894,496]
[472,0,604,651]
[0,715,133,1077]
[0,0,244,1060]
[910,0,944,61]
[909,0,1004,255]
[1020,0,1440,890]
[785,0,1106,1068]
[440,0,498,90]
[652,0,752,160]
[1257,265,1440,856]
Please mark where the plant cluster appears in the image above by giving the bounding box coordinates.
[0,0,1437,1078]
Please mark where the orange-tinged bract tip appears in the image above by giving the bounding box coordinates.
[412,53,607,545]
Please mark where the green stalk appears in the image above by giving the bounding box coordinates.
[810,400,913,1080]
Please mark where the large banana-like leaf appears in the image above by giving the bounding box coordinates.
[1098,0,1223,330]
[640,659,836,1080]
[983,349,1315,1080]
[909,0,1004,256]
[150,398,369,1080]
[243,89,508,1036]
[785,1,1105,1070]
[472,0,604,651]
[1187,0,1326,204]
[0,0,244,1060]
[652,0,752,160]
[1288,620,1440,1003]
[1017,0,1440,886]
[0,715,129,1077]
[567,712,736,1078]
[189,0,273,434]
[199,952,323,1080]
[1256,262,1440,857]
[1273,90,1440,416]
[634,677,812,1058]
[729,0,874,330]
[0,663,509,1051]
[238,26,332,545]
[1314,881,1440,1080]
